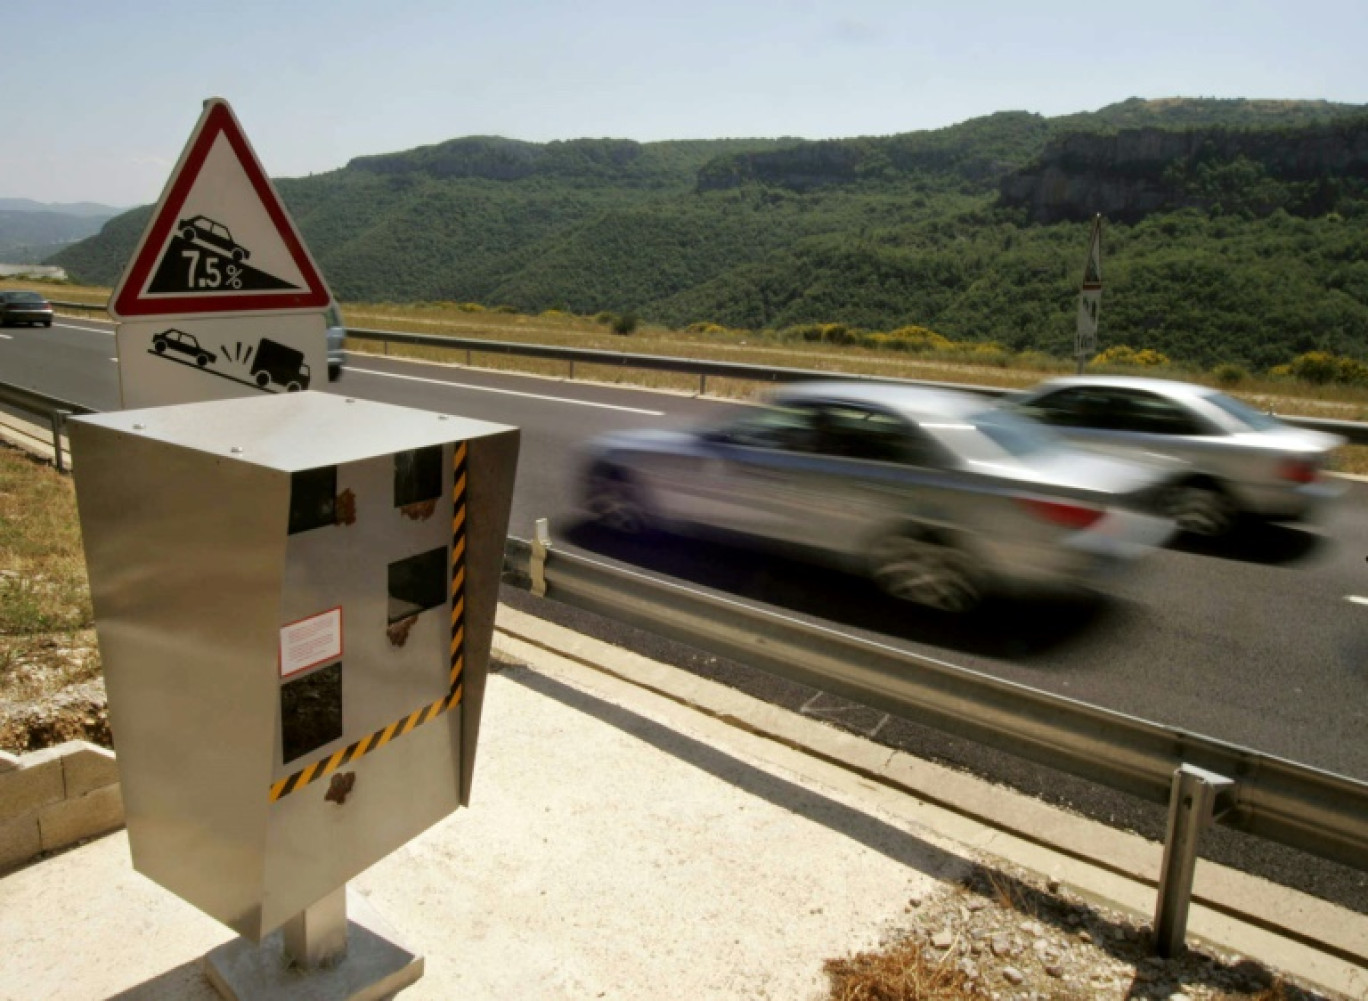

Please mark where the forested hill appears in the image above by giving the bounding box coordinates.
[52,98,1368,370]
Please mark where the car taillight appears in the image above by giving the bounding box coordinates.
[1276,459,1318,484]
[1015,497,1105,529]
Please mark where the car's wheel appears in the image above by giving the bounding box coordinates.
[286,382,302,392]
[255,372,271,388]
[181,226,195,242]
[869,534,983,613]
[196,353,209,367]
[585,467,652,534]
[1161,480,1236,537]
[42,320,51,327]
[153,341,166,353]
[232,248,246,263]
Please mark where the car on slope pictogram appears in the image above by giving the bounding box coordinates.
[0,290,54,327]
[151,328,217,367]
[178,215,250,262]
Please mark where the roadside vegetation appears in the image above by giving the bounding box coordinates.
[0,446,105,754]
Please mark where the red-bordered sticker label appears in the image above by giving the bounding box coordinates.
[280,607,343,678]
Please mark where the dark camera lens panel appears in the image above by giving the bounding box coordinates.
[280,662,343,764]
[394,446,443,508]
[289,466,337,534]
[387,545,449,624]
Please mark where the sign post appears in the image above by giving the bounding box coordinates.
[1075,214,1103,374]
[109,98,335,408]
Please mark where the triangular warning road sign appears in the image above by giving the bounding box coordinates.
[110,98,332,320]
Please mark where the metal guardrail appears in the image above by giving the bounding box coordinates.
[346,326,1368,445]
[0,381,93,472]
[508,525,1368,957]
[48,298,1368,444]
[1,365,1367,955]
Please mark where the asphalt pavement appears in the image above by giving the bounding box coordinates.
[2,606,1365,1000]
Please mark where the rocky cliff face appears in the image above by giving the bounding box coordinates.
[999,119,1368,223]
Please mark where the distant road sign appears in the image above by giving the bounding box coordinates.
[110,98,332,320]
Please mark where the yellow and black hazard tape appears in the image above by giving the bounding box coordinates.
[269,441,471,803]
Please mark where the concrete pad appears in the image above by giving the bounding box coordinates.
[204,888,423,1001]
[0,661,957,1000]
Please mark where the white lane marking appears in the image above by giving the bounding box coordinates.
[0,333,11,340]
[1347,596,1368,606]
[56,321,115,335]
[351,366,667,415]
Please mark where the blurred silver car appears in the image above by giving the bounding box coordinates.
[1009,376,1345,536]
[578,381,1177,612]
[324,303,346,381]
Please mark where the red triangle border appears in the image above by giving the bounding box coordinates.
[111,101,331,319]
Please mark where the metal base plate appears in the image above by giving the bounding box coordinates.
[203,890,423,1001]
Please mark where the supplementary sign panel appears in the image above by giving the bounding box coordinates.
[110,98,331,320]
[116,313,328,409]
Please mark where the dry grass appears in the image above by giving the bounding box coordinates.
[339,300,1368,421]
[825,939,985,1001]
[0,446,104,752]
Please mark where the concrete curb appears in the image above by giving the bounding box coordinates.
[0,741,122,872]
[489,605,1368,998]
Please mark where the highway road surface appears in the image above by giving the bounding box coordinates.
[5,314,1366,910]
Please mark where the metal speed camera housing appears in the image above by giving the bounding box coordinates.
[70,393,518,941]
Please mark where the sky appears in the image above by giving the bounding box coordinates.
[5,0,1367,208]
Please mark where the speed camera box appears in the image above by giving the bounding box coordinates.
[70,392,518,940]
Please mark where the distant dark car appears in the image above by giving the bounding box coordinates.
[151,328,216,367]
[0,290,54,327]
[178,215,250,262]
[579,381,1177,612]
[1008,375,1345,536]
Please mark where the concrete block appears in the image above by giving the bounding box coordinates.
[0,750,19,774]
[59,742,119,798]
[0,813,41,871]
[0,750,64,821]
[37,784,124,853]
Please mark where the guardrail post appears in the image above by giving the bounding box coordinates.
[1153,764,1236,957]
[530,518,551,598]
[700,374,707,396]
[568,360,576,382]
[50,410,71,473]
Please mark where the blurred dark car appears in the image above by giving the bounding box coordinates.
[0,290,54,327]
[578,381,1177,612]
[1008,376,1345,537]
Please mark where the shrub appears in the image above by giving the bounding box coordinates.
[1281,351,1368,386]
[1090,345,1172,369]
[593,311,615,324]
[610,311,639,335]
[1211,363,1249,387]
[492,304,518,314]
[885,326,952,353]
[685,321,729,335]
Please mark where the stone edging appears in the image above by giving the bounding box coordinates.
[0,740,123,872]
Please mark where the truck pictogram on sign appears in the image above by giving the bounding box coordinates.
[148,330,311,392]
